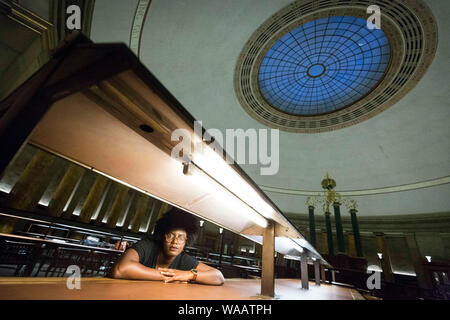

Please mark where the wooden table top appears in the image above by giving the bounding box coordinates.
[0,277,362,300]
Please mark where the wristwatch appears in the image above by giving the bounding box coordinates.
[190,269,198,282]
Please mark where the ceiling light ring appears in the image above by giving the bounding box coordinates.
[234,0,437,133]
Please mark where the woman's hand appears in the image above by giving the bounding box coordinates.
[157,263,224,285]
[158,267,194,283]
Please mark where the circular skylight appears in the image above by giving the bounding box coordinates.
[258,16,390,116]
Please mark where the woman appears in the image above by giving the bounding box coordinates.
[110,207,224,285]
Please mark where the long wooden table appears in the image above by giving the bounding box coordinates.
[0,277,362,300]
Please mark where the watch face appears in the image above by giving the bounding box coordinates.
[191,269,198,274]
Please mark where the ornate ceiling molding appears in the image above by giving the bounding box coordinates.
[5,1,56,51]
[129,0,152,57]
[285,211,450,233]
[259,175,450,196]
[234,0,438,133]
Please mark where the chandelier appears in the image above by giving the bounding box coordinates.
[306,173,357,212]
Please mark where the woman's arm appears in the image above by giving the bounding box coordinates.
[110,248,164,281]
[195,262,225,285]
[158,262,225,286]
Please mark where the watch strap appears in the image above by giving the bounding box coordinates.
[190,269,198,282]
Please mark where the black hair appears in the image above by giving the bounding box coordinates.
[153,206,199,247]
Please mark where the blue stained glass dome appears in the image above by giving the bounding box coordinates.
[258,16,391,115]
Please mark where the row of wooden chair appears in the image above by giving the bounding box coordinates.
[0,239,120,277]
[0,239,36,276]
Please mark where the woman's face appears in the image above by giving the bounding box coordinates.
[162,228,187,257]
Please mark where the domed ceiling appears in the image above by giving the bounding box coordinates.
[258,16,390,116]
[90,0,450,217]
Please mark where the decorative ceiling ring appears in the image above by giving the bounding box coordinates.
[259,175,450,197]
[254,11,399,117]
[234,0,438,133]
[129,0,153,57]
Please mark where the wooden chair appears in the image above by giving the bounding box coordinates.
[44,247,90,277]
[80,251,104,276]
[0,239,37,276]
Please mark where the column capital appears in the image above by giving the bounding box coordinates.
[308,205,315,210]
[333,202,341,207]
[308,205,317,247]
[350,209,363,257]
[324,211,331,216]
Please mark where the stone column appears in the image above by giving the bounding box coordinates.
[320,265,326,283]
[319,229,328,254]
[106,185,130,228]
[405,233,432,289]
[130,195,151,233]
[146,201,164,234]
[140,198,157,233]
[333,202,345,253]
[374,232,394,283]
[350,209,363,257]
[0,149,55,233]
[324,212,334,256]
[78,175,108,223]
[300,253,309,290]
[314,259,321,286]
[62,170,96,219]
[7,149,55,211]
[261,221,275,297]
[346,231,357,257]
[121,191,140,231]
[94,182,118,225]
[308,205,316,247]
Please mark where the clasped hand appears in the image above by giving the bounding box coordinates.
[158,267,194,283]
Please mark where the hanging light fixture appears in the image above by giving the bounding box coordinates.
[306,172,357,212]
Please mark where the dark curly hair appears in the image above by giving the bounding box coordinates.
[153,206,199,247]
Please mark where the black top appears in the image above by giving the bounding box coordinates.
[129,236,199,270]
